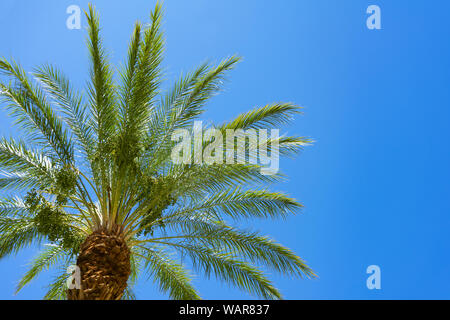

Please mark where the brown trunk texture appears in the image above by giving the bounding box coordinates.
[68,225,131,300]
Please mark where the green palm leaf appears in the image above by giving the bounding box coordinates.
[137,246,201,300]
[15,244,68,294]
[0,59,74,163]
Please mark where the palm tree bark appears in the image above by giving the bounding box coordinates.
[68,225,131,300]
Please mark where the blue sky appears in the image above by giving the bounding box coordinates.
[0,0,449,299]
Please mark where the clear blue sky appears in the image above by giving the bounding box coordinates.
[0,0,449,299]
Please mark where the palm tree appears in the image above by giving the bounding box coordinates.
[0,3,315,300]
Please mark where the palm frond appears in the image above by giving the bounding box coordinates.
[0,172,34,190]
[15,243,67,294]
[0,196,28,217]
[168,187,302,221]
[170,56,241,130]
[121,286,137,300]
[145,63,209,171]
[145,56,241,172]
[149,242,281,299]
[163,216,315,278]
[0,58,74,163]
[116,3,164,170]
[33,64,95,164]
[43,268,70,300]
[85,4,118,200]
[136,246,201,300]
[0,138,55,191]
[0,137,53,174]
[168,163,284,199]
[259,135,313,157]
[222,103,302,130]
[0,215,40,259]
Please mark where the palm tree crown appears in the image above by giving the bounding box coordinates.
[0,2,315,299]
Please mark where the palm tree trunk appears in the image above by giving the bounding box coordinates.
[68,225,131,300]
